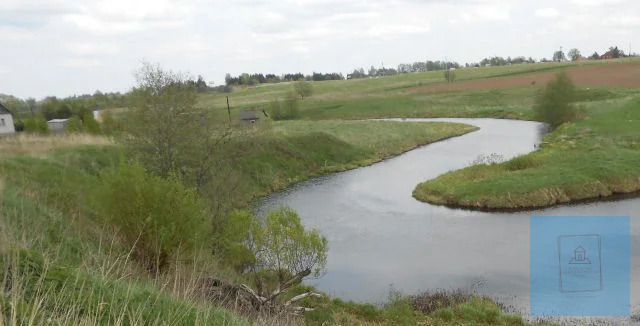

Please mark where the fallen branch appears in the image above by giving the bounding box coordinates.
[284,292,324,307]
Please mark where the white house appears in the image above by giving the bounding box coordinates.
[0,102,16,135]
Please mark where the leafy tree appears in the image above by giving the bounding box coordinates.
[552,50,566,62]
[294,81,314,100]
[608,46,625,58]
[125,62,229,187]
[568,48,581,61]
[533,72,577,128]
[242,207,328,307]
[589,52,600,60]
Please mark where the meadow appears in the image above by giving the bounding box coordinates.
[413,95,640,209]
[4,58,639,325]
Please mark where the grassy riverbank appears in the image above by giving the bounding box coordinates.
[413,96,640,210]
[215,120,476,196]
[6,60,638,324]
[1,121,491,325]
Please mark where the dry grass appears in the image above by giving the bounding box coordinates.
[0,134,112,156]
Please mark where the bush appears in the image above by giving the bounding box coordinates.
[24,115,49,134]
[444,69,456,83]
[94,162,207,273]
[65,116,83,133]
[533,72,577,128]
[268,93,300,120]
[82,112,101,134]
[294,81,313,100]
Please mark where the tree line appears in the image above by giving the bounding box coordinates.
[224,71,344,86]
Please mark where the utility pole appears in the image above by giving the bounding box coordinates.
[226,96,231,125]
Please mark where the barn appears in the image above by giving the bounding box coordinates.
[0,102,16,135]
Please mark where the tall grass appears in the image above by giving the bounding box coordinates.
[0,134,112,156]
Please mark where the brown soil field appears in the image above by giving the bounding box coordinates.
[408,62,640,94]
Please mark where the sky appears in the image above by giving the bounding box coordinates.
[0,0,638,99]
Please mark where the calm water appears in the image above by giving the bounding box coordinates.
[256,118,639,322]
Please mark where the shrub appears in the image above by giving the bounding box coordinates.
[268,93,299,120]
[533,72,577,128]
[94,162,207,273]
[444,69,456,83]
[294,81,313,100]
[82,112,101,134]
[65,116,83,133]
[24,115,49,134]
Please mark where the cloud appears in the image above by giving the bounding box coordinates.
[60,58,101,68]
[602,15,640,27]
[460,5,511,22]
[535,8,559,18]
[1,0,640,98]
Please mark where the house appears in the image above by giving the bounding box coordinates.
[0,102,16,135]
[600,51,615,60]
[47,118,70,133]
[240,110,260,125]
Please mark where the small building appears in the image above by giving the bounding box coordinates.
[93,109,103,123]
[240,110,260,125]
[0,102,16,135]
[47,118,70,133]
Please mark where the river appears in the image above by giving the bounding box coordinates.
[256,118,639,322]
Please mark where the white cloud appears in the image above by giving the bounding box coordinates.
[0,0,639,98]
[66,42,119,56]
[535,8,559,18]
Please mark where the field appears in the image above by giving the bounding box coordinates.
[413,96,640,209]
[198,59,640,122]
[3,58,639,324]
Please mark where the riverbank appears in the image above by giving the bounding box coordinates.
[413,96,640,210]
[226,119,477,198]
[0,120,486,325]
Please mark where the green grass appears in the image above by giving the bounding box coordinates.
[198,59,640,122]
[413,97,640,209]
[0,147,249,325]
[229,120,476,195]
[0,120,475,325]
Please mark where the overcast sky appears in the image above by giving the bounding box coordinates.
[0,0,638,99]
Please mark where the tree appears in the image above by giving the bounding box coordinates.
[268,92,299,120]
[589,52,600,60]
[533,72,577,128]
[608,46,625,58]
[293,81,313,100]
[240,207,327,311]
[553,50,566,62]
[568,48,581,61]
[125,62,230,188]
